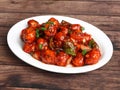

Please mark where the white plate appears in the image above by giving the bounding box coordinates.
[7,15,113,74]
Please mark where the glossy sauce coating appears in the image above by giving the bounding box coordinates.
[21,17,101,67]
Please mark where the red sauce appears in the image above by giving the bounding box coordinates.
[21,18,101,67]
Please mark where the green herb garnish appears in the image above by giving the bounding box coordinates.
[39,44,43,50]
[82,49,87,56]
[46,21,54,24]
[89,39,95,48]
[41,27,47,31]
[36,29,40,38]
[81,27,85,31]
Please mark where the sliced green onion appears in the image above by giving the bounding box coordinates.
[36,29,40,38]
[89,39,95,48]
[41,27,46,31]
[39,44,43,50]
[82,49,87,56]
[46,21,54,24]
[81,27,85,31]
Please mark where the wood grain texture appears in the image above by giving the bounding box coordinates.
[0,87,41,90]
[0,63,119,90]
[0,13,120,31]
[0,0,120,90]
[0,0,120,16]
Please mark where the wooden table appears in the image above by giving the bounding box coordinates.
[0,0,120,90]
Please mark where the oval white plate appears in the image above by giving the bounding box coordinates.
[7,15,113,74]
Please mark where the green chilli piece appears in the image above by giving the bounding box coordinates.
[89,39,95,48]
[36,29,40,38]
[63,41,76,56]
[65,48,76,56]
[39,44,43,50]
[82,49,87,56]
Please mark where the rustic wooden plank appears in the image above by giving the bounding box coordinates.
[7,0,120,1]
[0,0,120,16]
[103,31,120,50]
[0,13,120,31]
[0,63,119,90]
[5,0,120,1]
[0,0,119,90]
[0,45,31,66]
[0,87,41,90]
[47,0,120,1]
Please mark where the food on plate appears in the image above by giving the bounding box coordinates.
[21,17,101,67]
